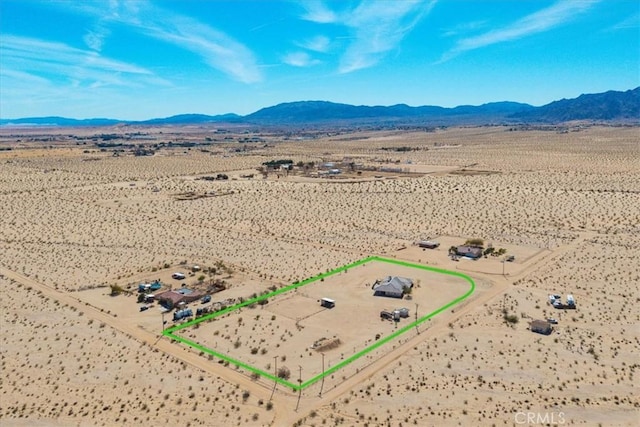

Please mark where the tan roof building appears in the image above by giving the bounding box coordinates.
[156,288,204,309]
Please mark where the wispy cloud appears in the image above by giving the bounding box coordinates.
[339,0,436,73]
[297,35,331,53]
[137,15,262,84]
[439,0,601,63]
[2,35,155,78]
[441,20,488,38]
[298,0,436,73]
[83,24,111,51]
[300,1,338,24]
[0,34,169,118]
[59,0,262,83]
[282,51,321,67]
[609,12,640,31]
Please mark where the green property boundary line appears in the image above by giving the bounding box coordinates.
[163,256,475,391]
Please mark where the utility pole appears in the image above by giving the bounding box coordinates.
[415,303,419,334]
[319,352,325,397]
[269,356,277,401]
[502,259,506,276]
[161,311,165,333]
[295,365,302,412]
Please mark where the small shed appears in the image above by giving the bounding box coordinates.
[320,298,335,309]
[418,240,440,249]
[530,320,553,335]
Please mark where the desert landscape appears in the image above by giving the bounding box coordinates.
[1,124,638,426]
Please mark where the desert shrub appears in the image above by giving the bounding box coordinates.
[109,284,125,296]
[277,366,291,380]
[503,313,519,325]
[464,238,484,247]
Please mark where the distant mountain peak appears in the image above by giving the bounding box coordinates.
[1,87,637,127]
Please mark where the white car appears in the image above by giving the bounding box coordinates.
[171,272,185,280]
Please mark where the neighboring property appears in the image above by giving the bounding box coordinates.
[530,319,553,335]
[373,276,413,298]
[138,280,162,293]
[418,240,440,249]
[156,288,204,310]
[456,245,483,259]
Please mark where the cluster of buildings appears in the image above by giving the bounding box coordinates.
[530,294,577,335]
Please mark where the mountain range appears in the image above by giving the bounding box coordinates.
[2,87,638,127]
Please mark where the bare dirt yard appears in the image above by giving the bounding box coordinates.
[176,258,473,393]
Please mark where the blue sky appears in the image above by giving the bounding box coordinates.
[1,0,638,120]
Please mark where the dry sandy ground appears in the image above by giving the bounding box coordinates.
[0,125,638,426]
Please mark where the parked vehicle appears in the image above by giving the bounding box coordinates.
[173,308,193,321]
[196,306,211,316]
[139,305,150,312]
[566,294,576,308]
[171,272,185,280]
[201,295,211,304]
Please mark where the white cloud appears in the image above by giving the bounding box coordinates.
[54,0,262,84]
[283,51,320,67]
[83,25,111,51]
[1,35,154,77]
[135,14,262,84]
[439,0,602,63]
[297,1,436,74]
[441,20,488,38]
[297,35,331,53]
[609,13,640,31]
[0,35,168,118]
[339,0,437,73]
[300,1,338,24]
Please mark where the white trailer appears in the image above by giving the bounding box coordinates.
[566,294,575,307]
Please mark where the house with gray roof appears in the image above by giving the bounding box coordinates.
[372,276,413,298]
